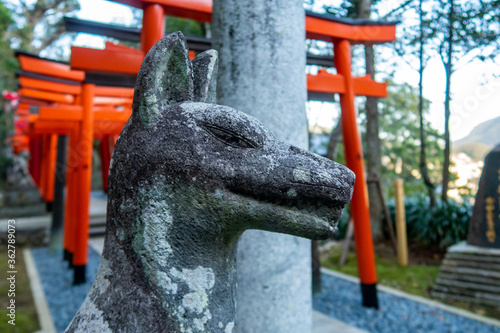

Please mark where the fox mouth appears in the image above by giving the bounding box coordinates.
[272,196,346,239]
[223,190,347,240]
[281,197,346,228]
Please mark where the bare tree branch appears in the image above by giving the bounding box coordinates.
[379,0,414,20]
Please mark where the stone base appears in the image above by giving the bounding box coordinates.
[0,188,45,218]
[431,241,500,307]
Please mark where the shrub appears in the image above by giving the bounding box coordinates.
[386,195,471,250]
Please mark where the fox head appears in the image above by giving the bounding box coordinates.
[108,32,354,244]
[67,32,355,333]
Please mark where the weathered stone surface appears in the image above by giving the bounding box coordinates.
[212,1,313,331]
[432,241,500,308]
[66,32,354,332]
[468,145,500,248]
[192,49,218,103]
[0,228,47,246]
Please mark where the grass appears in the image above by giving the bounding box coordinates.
[0,246,40,332]
[320,243,500,320]
[321,245,440,298]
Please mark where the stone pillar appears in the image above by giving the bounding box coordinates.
[212,1,311,332]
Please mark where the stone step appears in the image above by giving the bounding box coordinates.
[89,217,106,237]
[89,226,106,237]
[435,278,500,294]
[0,189,43,207]
[440,266,500,279]
[433,242,500,308]
[445,252,500,264]
[0,204,46,218]
[442,258,500,271]
[432,286,500,304]
[432,285,500,301]
[431,290,500,307]
[89,218,106,226]
[438,272,500,286]
[448,242,500,257]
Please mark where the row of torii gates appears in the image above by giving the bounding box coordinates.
[11,0,396,308]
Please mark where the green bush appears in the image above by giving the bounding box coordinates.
[386,195,471,249]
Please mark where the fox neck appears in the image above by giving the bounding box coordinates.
[100,183,240,332]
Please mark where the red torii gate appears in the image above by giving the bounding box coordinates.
[78,0,395,307]
[14,51,132,283]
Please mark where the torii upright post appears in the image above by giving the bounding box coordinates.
[141,3,165,53]
[335,39,378,308]
[73,83,96,284]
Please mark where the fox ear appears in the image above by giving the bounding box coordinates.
[133,32,194,125]
[192,49,218,103]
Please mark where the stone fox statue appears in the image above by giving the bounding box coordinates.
[66,32,355,332]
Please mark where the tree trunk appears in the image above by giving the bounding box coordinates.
[212,1,311,332]
[359,0,384,241]
[441,1,454,203]
[442,64,452,203]
[418,0,435,207]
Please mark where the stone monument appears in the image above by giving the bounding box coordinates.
[65,32,354,332]
[432,145,500,307]
[468,144,500,248]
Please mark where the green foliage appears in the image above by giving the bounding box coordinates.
[311,81,446,199]
[165,16,207,37]
[0,3,16,182]
[0,2,12,31]
[0,0,81,90]
[358,81,444,197]
[7,0,80,54]
[387,195,471,249]
[0,2,17,91]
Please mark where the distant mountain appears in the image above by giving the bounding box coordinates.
[453,142,492,161]
[453,116,500,161]
[454,116,500,147]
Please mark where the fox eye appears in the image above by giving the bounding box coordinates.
[200,123,260,149]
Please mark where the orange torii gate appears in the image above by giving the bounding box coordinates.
[14,51,132,283]
[13,0,396,300]
[296,12,395,308]
[80,0,395,308]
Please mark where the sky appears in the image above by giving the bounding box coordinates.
[11,0,500,141]
[397,52,500,142]
[306,0,500,142]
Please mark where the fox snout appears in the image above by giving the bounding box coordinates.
[225,141,355,211]
[284,144,355,207]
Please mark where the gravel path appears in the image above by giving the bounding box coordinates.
[30,247,100,332]
[313,272,500,333]
[31,246,500,333]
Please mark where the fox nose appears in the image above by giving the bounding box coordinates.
[286,145,355,205]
